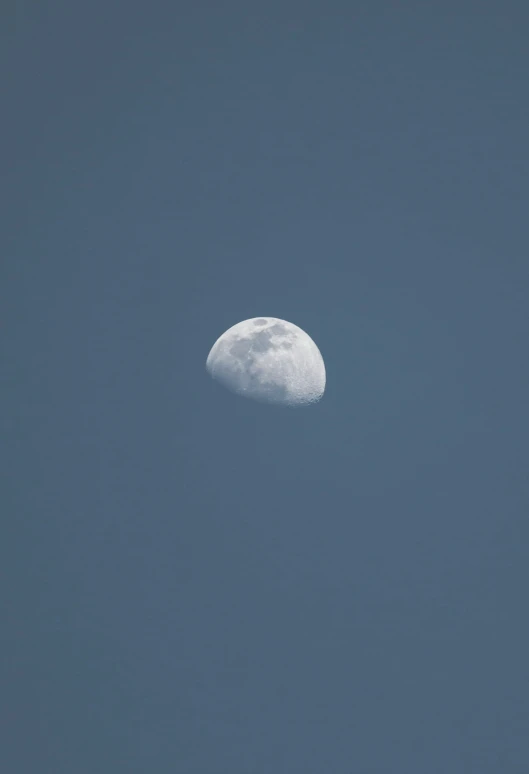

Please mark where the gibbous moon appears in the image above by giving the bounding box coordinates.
[206,317,326,406]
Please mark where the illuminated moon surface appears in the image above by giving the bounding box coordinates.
[206,317,326,406]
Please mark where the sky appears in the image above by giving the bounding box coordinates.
[2,2,529,772]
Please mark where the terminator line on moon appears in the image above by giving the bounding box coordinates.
[206,317,326,406]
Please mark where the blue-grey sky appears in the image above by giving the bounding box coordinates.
[3,3,529,772]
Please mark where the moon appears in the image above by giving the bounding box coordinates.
[206,317,326,406]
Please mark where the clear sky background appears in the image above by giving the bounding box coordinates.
[3,2,529,772]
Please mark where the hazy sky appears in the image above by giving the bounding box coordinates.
[3,3,529,772]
